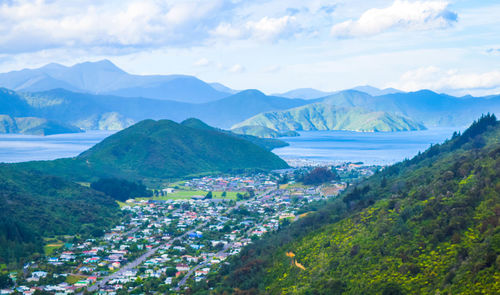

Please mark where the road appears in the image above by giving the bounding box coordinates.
[175,242,232,289]
[175,189,276,290]
[83,189,274,293]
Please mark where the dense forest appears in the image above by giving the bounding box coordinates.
[0,165,121,266]
[90,178,152,201]
[205,114,500,294]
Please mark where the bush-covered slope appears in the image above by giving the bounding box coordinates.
[0,115,82,135]
[231,125,300,138]
[0,165,120,265]
[213,114,500,294]
[232,104,426,132]
[181,118,290,149]
[18,119,289,182]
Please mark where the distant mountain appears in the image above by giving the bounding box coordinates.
[3,85,499,135]
[233,103,426,132]
[0,88,309,132]
[209,82,239,94]
[0,115,82,135]
[276,88,334,100]
[0,60,230,103]
[350,85,402,96]
[0,164,120,264]
[180,118,290,150]
[214,114,500,294]
[276,86,402,99]
[231,125,300,138]
[195,90,310,128]
[319,90,500,127]
[17,119,288,181]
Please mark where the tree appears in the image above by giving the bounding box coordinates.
[0,274,13,288]
[302,167,340,185]
[90,178,152,201]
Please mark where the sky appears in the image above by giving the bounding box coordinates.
[0,0,499,96]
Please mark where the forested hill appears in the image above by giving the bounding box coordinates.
[17,119,289,182]
[0,165,120,265]
[211,114,500,294]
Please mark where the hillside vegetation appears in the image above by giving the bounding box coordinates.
[0,115,81,135]
[17,119,289,182]
[0,165,120,265]
[212,114,500,294]
[180,118,290,150]
[231,125,300,138]
[233,103,426,132]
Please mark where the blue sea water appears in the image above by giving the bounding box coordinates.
[0,128,461,165]
[0,131,115,163]
[273,127,462,165]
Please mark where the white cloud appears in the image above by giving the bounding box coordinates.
[331,0,457,38]
[263,65,281,73]
[388,66,500,94]
[246,15,297,41]
[211,15,298,42]
[211,22,243,39]
[194,58,211,67]
[0,0,232,53]
[228,64,245,73]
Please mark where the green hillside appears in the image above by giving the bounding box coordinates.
[213,114,500,294]
[0,115,81,135]
[18,119,288,182]
[181,118,290,149]
[232,103,426,132]
[231,125,300,138]
[0,165,120,265]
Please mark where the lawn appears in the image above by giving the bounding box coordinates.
[137,190,239,201]
[44,243,63,255]
[66,275,87,285]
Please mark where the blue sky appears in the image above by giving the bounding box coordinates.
[0,0,499,95]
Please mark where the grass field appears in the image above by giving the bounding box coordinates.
[44,243,63,255]
[137,190,239,201]
[66,275,87,284]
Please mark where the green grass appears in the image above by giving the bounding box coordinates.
[116,201,130,208]
[66,275,87,285]
[137,190,239,201]
[44,243,63,255]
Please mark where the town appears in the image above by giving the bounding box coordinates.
[1,163,378,294]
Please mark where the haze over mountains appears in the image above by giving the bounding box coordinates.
[275,85,402,99]
[0,60,499,136]
[0,60,229,103]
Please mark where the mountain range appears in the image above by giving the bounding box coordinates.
[275,85,402,99]
[0,60,231,103]
[0,60,499,136]
[0,87,310,132]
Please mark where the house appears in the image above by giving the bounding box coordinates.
[182,255,198,263]
[162,188,175,194]
[73,280,89,287]
[31,271,48,279]
[176,264,190,272]
[195,270,209,276]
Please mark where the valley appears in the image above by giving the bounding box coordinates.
[2,167,370,294]
[2,1,500,294]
